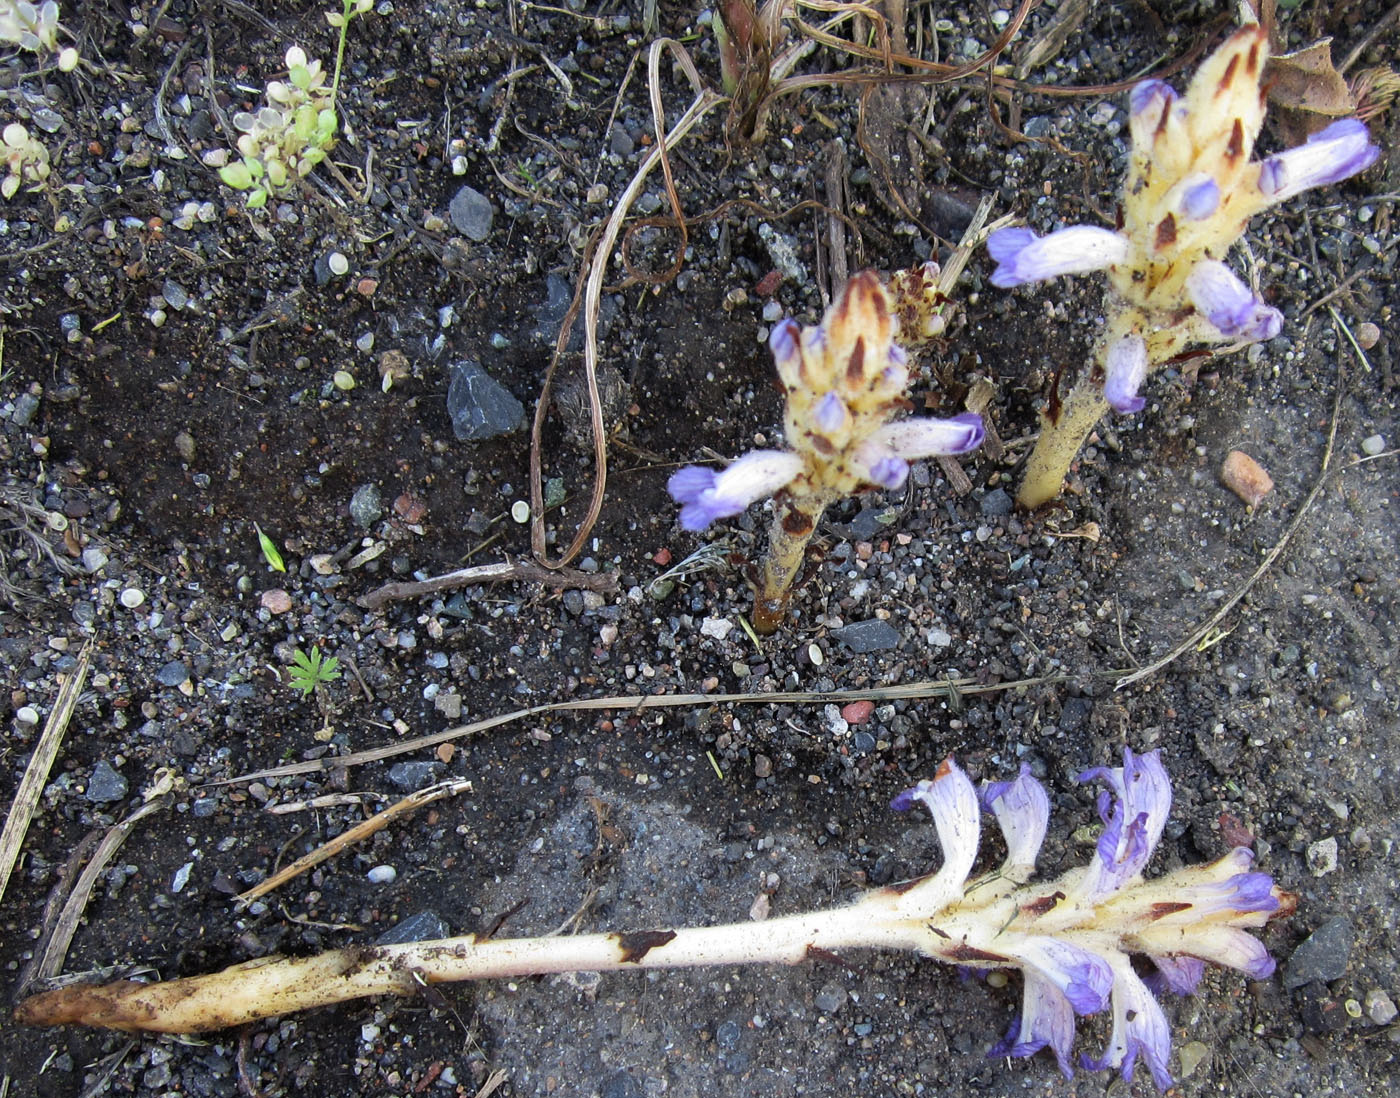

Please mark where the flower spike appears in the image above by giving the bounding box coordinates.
[667,270,983,631]
[1000,23,1383,508]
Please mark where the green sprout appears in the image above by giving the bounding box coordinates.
[254,524,286,572]
[286,647,340,696]
[218,0,372,208]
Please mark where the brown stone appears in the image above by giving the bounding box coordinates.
[1220,450,1274,506]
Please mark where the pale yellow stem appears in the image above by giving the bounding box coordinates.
[1017,380,1110,510]
[751,497,828,634]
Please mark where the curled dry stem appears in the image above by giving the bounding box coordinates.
[528,38,725,569]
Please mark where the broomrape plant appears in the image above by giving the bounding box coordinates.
[668,268,983,633]
[989,24,1381,508]
[15,749,1290,1091]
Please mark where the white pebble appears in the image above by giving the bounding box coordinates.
[510,500,530,523]
[333,370,356,391]
[807,642,824,666]
[327,251,349,276]
[761,301,783,323]
[120,588,145,608]
[1361,434,1386,456]
[355,332,375,353]
[16,706,39,725]
[700,617,734,641]
[366,865,397,884]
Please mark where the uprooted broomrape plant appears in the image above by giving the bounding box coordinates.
[987,23,1381,509]
[667,267,984,633]
[15,750,1291,1091]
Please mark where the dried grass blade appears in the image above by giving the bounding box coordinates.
[0,640,91,906]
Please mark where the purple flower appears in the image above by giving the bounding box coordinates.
[768,318,801,372]
[1178,174,1221,221]
[990,969,1077,1079]
[1129,78,1177,122]
[1078,749,1171,901]
[1185,260,1283,342]
[666,450,803,532]
[890,758,980,900]
[981,765,1050,879]
[1136,922,1278,982]
[1103,334,1147,414]
[1082,957,1173,1091]
[1011,937,1113,1016]
[986,225,1128,288]
[1258,118,1380,202]
[870,412,985,459]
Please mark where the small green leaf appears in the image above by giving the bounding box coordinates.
[289,63,312,90]
[219,161,254,190]
[255,524,286,572]
[247,188,268,208]
[287,646,341,696]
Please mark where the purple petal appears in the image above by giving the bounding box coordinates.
[989,969,1077,1079]
[1148,954,1206,996]
[812,391,849,435]
[1258,118,1381,202]
[865,453,910,490]
[872,412,985,459]
[1011,937,1114,1016]
[986,225,1128,288]
[981,764,1050,875]
[889,758,981,888]
[1081,959,1173,1091]
[1103,334,1147,414]
[888,344,908,368]
[667,465,716,505]
[1179,175,1221,221]
[1185,260,1284,342]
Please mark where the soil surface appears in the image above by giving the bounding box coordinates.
[2,2,1398,1096]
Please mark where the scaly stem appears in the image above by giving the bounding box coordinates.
[15,894,943,1035]
[1016,380,1109,510]
[752,496,828,634]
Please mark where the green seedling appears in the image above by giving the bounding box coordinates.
[254,524,286,572]
[287,646,340,696]
[219,0,372,207]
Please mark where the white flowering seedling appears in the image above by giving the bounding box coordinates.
[1,121,49,199]
[987,24,1381,509]
[0,1,78,71]
[668,269,983,633]
[218,1,372,208]
[16,750,1291,1092]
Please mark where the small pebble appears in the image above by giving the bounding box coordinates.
[448,184,494,241]
[85,759,128,803]
[120,587,145,608]
[260,589,293,614]
[327,251,349,276]
[1360,434,1386,456]
[333,370,356,390]
[1220,449,1274,507]
[1355,321,1380,349]
[807,643,824,666]
[1365,989,1398,1026]
[840,701,875,725]
[366,865,398,884]
[510,500,530,523]
[1307,836,1339,876]
[82,547,109,573]
[16,706,39,725]
[174,430,196,462]
[155,660,190,687]
[700,617,734,641]
[349,484,383,527]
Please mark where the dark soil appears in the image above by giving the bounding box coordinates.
[2,2,1398,1096]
